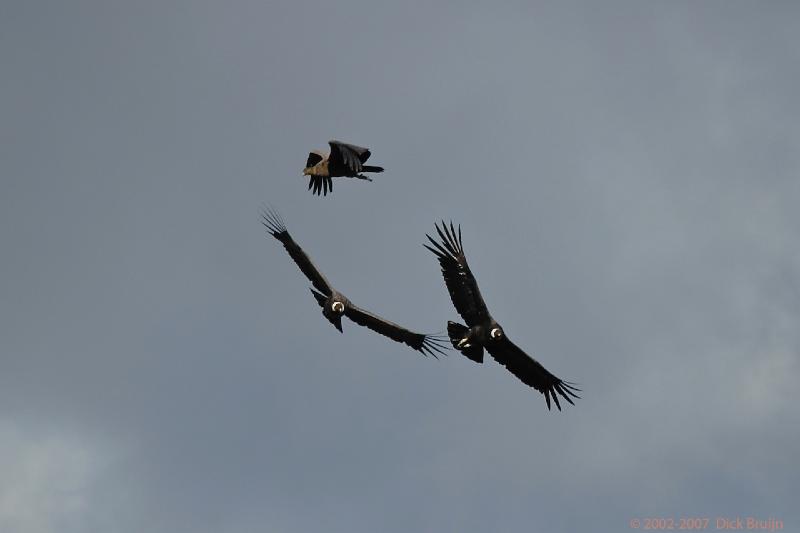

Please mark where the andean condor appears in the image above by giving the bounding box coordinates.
[261,207,446,357]
[425,221,580,410]
[302,140,384,196]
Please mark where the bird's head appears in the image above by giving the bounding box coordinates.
[310,289,345,333]
[321,296,346,333]
[489,325,504,341]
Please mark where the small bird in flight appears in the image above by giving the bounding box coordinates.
[261,206,446,357]
[302,140,384,196]
[425,221,580,410]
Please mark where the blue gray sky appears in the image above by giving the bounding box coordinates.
[1,2,798,532]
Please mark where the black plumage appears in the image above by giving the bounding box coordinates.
[261,207,446,357]
[425,221,580,410]
[302,140,384,196]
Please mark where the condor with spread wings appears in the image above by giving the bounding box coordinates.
[302,140,384,196]
[424,221,580,410]
[260,207,446,357]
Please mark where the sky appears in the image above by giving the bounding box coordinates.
[1,1,798,532]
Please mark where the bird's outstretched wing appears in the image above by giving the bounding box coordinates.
[306,152,324,168]
[308,175,333,196]
[329,140,371,174]
[424,221,490,327]
[260,206,333,296]
[485,336,580,410]
[344,302,449,358]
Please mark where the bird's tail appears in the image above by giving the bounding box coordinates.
[447,321,483,363]
[361,165,384,173]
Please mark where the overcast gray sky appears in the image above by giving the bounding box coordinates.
[1,1,798,532]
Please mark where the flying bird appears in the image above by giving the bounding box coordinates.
[302,140,384,196]
[260,207,446,357]
[424,221,580,410]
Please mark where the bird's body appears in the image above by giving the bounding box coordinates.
[302,140,384,196]
[309,287,349,332]
[425,221,580,410]
[261,207,445,357]
[303,154,329,178]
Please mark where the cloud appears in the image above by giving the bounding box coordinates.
[0,423,99,533]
